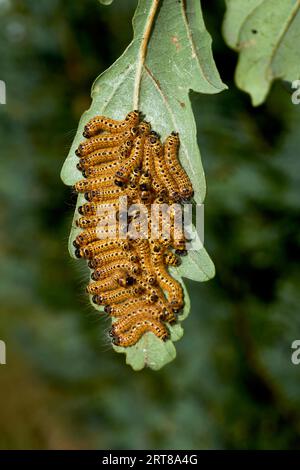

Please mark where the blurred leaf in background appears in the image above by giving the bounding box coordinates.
[223,0,300,105]
[0,0,300,450]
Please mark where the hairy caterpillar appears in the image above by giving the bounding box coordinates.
[88,250,139,269]
[131,239,154,281]
[105,296,151,316]
[76,129,137,157]
[137,121,151,136]
[81,160,119,178]
[111,310,165,335]
[143,134,166,196]
[153,138,181,202]
[74,175,116,193]
[73,226,121,248]
[164,251,181,267]
[84,187,123,202]
[152,249,183,311]
[92,260,140,280]
[111,319,169,347]
[92,285,144,306]
[78,201,120,217]
[87,271,132,294]
[75,213,117,229]
[163,132,194,201]
[76,239,130,259]
[77,148,120,168]
[114,135,145,186]
[83,110,140,138]
[107,298,162,318]
[119,139,135,161]
[104,285,177,325]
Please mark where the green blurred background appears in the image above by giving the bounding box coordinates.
[1,0,300,449]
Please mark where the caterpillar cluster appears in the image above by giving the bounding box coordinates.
[73,110,194,348]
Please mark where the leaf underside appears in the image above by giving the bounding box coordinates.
[61,0,225,370]
[223,0,300,106]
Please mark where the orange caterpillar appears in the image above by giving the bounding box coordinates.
[114,134,146,186]
[83,110,139,138]
[77,148,120,169]
[76,239,130,259]
[107,298,162,318]
[131,239,155,284]
[82,160,119,178]
[88,250,139,269]
[78,201,119,217]
[71,110,195,349]
[74,175,116,193]
[143,134,166,196]
[92,285,144,306]
[87,270,132,294]
[84,187,123,202]
[110,310,165,335]
[153,257,184,311]
[76,129,137,157]
[153,138,180,202]
[73,225,121,248]
[111,318,169,347]
[75,213,117,229]
[163,132,194,201]
[164,251,181,267]
[92,260,140,281]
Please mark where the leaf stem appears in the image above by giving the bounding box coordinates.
[133,0,160,109]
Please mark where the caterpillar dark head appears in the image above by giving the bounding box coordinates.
[139,171,151,191]
[137,121,151,136]
[72,239,79,248]
[150,130,160,138]
[114,179,125,188]
[75,145,84,157]
[117,275,134,288]
[168,190,181,203]
[74,248,81,258]
[119,139,134,159]
[151,241,161,254]
[180,187,194,202]
[125,276,135,286]
[140,190,152,203]
[175,248,188,256]
[154,190,168,204]
[130,126,139,137]
[170,297,184,312]
[92,295,102,305]
[109,326,116,337]
[111,335,121,346]
[91,271,99,281]
[126,110,140,121]
[149,136,158,145]
[148,293,159,303]
[171,306,182,314]
[88,260,96,269]
[114,169,128,186]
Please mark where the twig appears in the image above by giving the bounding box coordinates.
[133,0,160,109]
